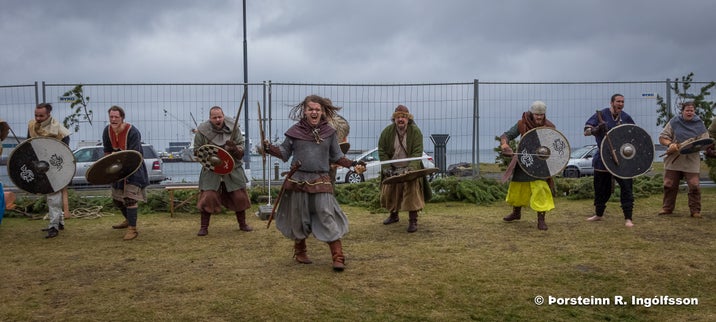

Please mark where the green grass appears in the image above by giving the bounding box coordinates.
[1,186,714,321]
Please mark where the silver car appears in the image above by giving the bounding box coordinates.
[72,144,166,185]
[335,147,436,184]
[562,145,597,178]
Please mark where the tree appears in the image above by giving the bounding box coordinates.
[493,135,517,169]
[655,72,715,127]
[61,85,92,132]
[655,72,716,181]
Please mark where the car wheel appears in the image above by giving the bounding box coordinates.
[563,167,580,178]
[345,171,365,183]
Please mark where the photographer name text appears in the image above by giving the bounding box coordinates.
[533,295,698,307]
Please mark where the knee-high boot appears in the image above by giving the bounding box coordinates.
[503,207,521,221]
[197,211,211,236]
[407,211,418,233]
[294,239,312,264]
[235,211,253,231]
[328,239,345,271]
[537,212,548,231]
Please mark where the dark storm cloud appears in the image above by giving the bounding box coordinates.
[1,0,714,84]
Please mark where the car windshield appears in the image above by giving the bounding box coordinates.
[571,146,594,158]
[142,145,157,158]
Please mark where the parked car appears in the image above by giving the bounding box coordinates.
[562,145,597,178]
[72,144,166,185]
[335,147,436,184]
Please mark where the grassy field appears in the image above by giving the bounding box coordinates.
[0,185,714,321]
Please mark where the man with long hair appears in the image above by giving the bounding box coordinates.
[263,95,365,272]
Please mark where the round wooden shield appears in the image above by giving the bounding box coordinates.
[196,145,235,175]
[7,137,75,194]
[678,137,714,154]
[600,124,654,179]
[516,127,571,179]
[85,150,143,185]
[382,167,439,184]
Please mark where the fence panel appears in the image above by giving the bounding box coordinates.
[0,83,38,144]
[2,79,714,188]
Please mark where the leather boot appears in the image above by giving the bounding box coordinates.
[407,211,418,233]
[294,239,312,264]
[328,239,345,272]
[236,211,253,232]
[45,227,59,239]
[537,212,548,231]
[503,207,522,221]
[123,226,138,240]
[197,212,211,236]
[383,212,399,225]
[112,220,129,229]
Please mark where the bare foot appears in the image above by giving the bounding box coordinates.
[625,219,634,227]
[586,215,602,222]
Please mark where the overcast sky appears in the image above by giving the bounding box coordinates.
[1,0,715,85]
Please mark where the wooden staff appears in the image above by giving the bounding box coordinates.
[267,160,301,229]
[62,188,70,219]
[257,101,266,163]
[596,110,619,166]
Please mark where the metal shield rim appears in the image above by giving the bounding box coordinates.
[516,127,571,179]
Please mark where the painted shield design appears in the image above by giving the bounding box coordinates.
[196,145,235,175]
[516,127,571,179]
[600,124,654,179]
[7,137,76,194]
[85,150,143,185]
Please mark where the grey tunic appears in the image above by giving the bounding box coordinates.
[272,131,349,242]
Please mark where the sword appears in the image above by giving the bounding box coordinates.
[231,91,247,139]
[7,124,21,144]
[373,156,430,166]
[267,160,301,229]
[189,112,199,129]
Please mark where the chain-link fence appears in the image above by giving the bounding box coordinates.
[0,79,713,187]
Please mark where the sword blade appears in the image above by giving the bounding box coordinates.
[374,156,429,166]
